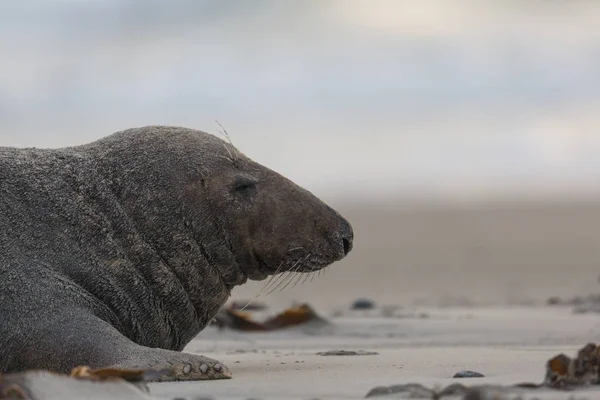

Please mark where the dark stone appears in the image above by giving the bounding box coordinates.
[453,370,485,378]
[317,350,379,356]
[351,298,376,310]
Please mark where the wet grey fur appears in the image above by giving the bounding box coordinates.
[0,126,353,381]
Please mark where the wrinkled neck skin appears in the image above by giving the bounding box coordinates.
[72,145,245,351]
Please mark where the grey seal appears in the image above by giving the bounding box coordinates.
[0,126,353,381]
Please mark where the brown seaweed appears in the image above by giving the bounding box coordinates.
[213,303,329,332]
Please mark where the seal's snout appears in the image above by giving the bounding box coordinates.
[324,204,354,258]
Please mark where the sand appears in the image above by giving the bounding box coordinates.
[11,199,599,399]
[142,305,600,399]
[142,199,600,399]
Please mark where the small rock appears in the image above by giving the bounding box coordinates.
[546,296,563,306]
[453,370,485,378]
[317,350,379,356]
[364,386,390,397]
[351,298,376,310]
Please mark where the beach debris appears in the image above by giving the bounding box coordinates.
[262,303,329,330]
[453,370,485,378]
[351,298,376,310]
[364,383,528,398]
[0,365,171,400]
[366,342,600,398]
[546,291,600,314]
[544,342,600,388]
[69,365,170,384]
[365,383,544,399]
[546,295,587,306]
[316,350,379,356]
[212,303,331,332]
[335,302,430,320]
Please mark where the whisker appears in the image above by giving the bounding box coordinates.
[238,293,260,312]
[217,155,235,164]
[272,258,304,294]
[221,144,235,163]
[300,264,317,286]
[261,247,304,294]
[293,254,314,287]
[300,270,312,285]
[291,270,306,289]
[215,120,240,160]
[262,262,289,294]
[278,254,310,292]
[298,255,315,286]
[264,271,287,295]
[239,260,284,311]
[278,270,300,292]
[266,271,291,295]
[257,272,278,296]
[266,269,295,295]
[310,269,318,282]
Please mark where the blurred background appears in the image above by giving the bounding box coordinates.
[2,0,599,310]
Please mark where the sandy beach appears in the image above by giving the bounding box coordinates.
[141,199,600,399]
[143,305,600,399]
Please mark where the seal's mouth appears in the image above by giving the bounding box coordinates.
[235,225,353,285]
[231,248,341,286]
[246,251,332,283]
[251,255,272,281]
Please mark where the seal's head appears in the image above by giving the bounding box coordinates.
[89,126,353,289]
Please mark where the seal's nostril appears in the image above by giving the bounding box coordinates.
[339,216,353,256]
[342,237,352,256]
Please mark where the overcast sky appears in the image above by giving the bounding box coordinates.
[1,1,599,201]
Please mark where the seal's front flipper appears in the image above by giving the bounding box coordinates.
[110,349,232,382]
[8,311,231,382]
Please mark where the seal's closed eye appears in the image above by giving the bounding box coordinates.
[233,177,256,195]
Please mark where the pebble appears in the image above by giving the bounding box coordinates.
[453,370,485,378]
[316,350,379,356]
[351,298,376,310]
